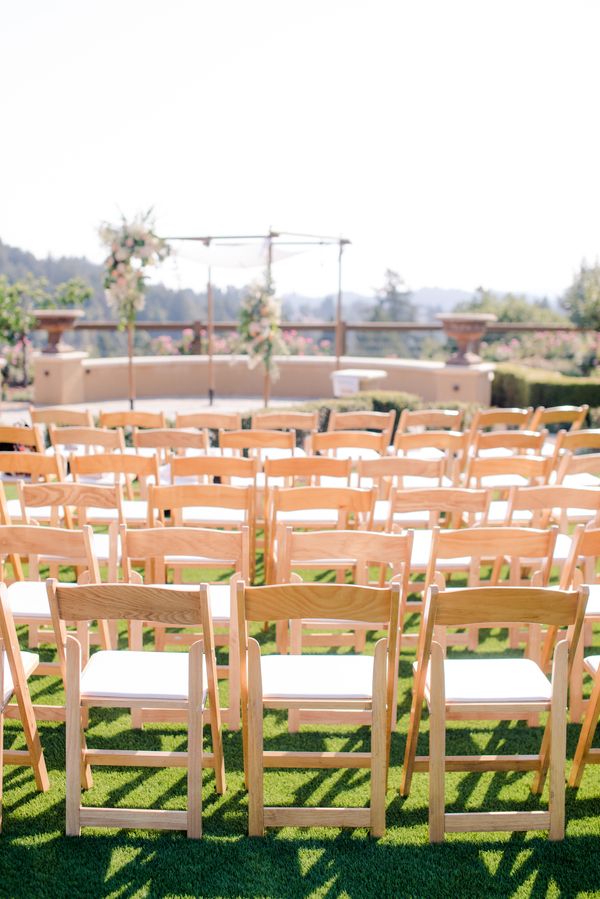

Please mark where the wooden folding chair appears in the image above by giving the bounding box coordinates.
[219,428,296,462]
[99,409,167,430]
[424,525,560,651]
[238,581,400,836]
[464,454,553,523]
[565,527,600,724]
[356,456,449,530]
[386,487,490,641]
[469,406,533,436]
[471,429,547,459]
[276,530,412,714]
[0,451,65,525]
[18,480,124,582]
[133,429,209,483]
[252,410,318,433]
[327,410,396,447]
[263,456,351,489]
[265,485,376,584]
[0,523,103,715]
[553,428,600,464]
[401,583,587,842]
[47,580,225,838]
[70,451,159,510]
[0,588,50,813]
[175,411,241,431]
[569,530,600,785]
[48,425,125,459]
[0,425,45,454]
[391,430,468,481]
[529,404,588,434]
[505,484,600,544]
[30,406,94,428]
[306,429,387,462]
[148,483,256,579]
[556,450,600,489]
[170,454,258,487]
[122,524,250,729]
[396,408,464,434]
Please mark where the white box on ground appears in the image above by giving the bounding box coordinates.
[331,368,388,398]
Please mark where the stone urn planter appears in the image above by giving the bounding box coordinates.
[34,309,85,354]
[436,312,497,365]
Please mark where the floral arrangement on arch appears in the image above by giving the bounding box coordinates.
[99,210,170,328]
[237,274,288,377]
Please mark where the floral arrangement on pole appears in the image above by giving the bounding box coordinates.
[98,211,169,407]
[99,210,170,328]
[237,273,287,405]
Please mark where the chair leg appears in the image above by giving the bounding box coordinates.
[65,636,82,836]
[370,639,387,838]
[400,681,425,797]
[247,640,264,836]
[569,664,600,788]
[428,642,446,843]
[187,642,203,839]
[227,622,241,732]
[0,708,3,833]
[569,630,584,724]
[549,640,568,840]
[12,666,50,792]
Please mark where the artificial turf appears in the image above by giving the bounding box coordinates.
[2,570,600,898]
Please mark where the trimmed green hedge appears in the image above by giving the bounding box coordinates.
[492,363,600,410]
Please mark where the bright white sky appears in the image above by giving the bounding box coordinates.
[1,0,599,299]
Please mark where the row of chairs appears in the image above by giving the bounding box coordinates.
[2,552,598,842]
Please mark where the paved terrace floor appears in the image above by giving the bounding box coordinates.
[0,396,312,426]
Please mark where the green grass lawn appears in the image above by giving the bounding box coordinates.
[3,564,600,897]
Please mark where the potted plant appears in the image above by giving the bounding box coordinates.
[33,277,93,353]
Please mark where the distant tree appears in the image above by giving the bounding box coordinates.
[0,275,40,384]
[372,269,416,323]
[562,261,600,329]
[353,270,417,356]
[455,287,567,324]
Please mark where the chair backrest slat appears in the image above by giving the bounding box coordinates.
[252,411,318,431]
[430,584,584,627]
[240,581,394,623]
[50,581,205,625]
[176,411,241,431]
[100,410,166,430]
[30,406,94,427]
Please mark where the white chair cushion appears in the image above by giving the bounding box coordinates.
[585,585,600,617]
[425,658,552,703]
[181,507,246,525]
[88,500,148,523]
[331,448,381,462]
[6,499,54,523]
[80,650,208,702]
[553,532,572,562]
[275,509,339,526]
[2,650,39,706]
[7,581,52,619]
[584,655,600,676]
[261,654,374,700]
[405,448,445,461]
[410,530,434,568]
[562,473,600,488]
[479,474,529,488]
[91,532,121,561]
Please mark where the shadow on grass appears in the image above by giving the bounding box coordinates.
[1,825,599,898]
